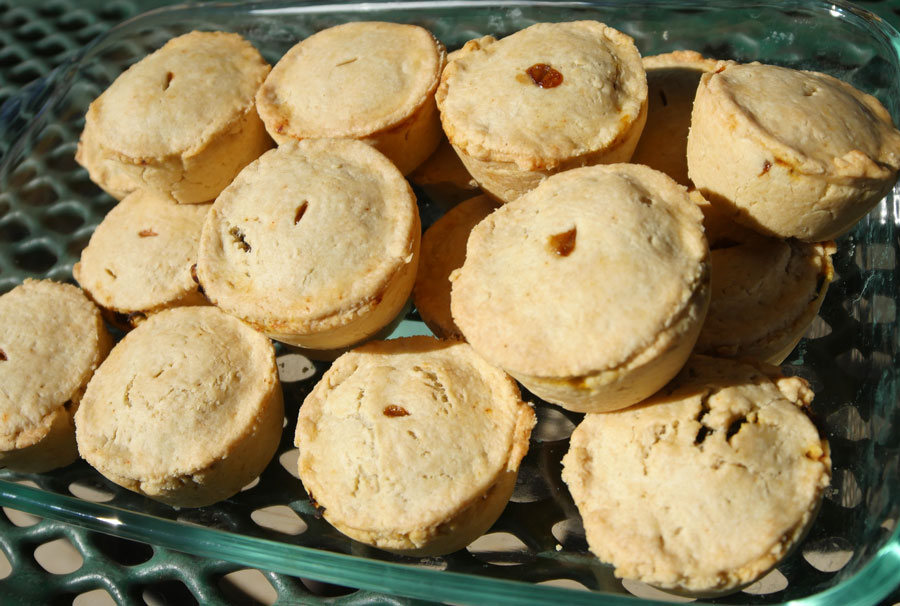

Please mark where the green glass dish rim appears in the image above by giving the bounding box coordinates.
[1,1,900,605]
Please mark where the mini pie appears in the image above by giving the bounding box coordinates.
[74,188,211,329]
[413,194,499,339]
[75,306,283,508]
[76,31,273,204]
[196,138,420,352]
[450,163,710,413]
[562,355,831,595]
[630,50,721,187]
[687,61,900,241]
[693,192,836,364]
[436,21,648,203]
[294,336,535,556]
[256,21,445,175]
[0,280,112,472]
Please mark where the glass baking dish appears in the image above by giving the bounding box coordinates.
[1,1,899,604]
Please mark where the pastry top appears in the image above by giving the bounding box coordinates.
[197,138,419,334]
[75,306,278,482]
[562,355,831,593]
[0,279,110,450]
[450,163,708,378]
[696,62,900,180]
[630,50,720,186]
[256,21,445,140]
[414,194,499,339]
[294,336,535,546]
[86,31,270,160]
[74,189,210,315]
[436,21,647,170]
[695,193,835,360]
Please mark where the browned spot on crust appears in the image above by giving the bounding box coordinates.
[383,405,410,418]
[294,201,308,224]
[0,348,6,361]
[138,229,158,237]
[526,63,563,89]
[548,227,577,257]
[759,160,772,176]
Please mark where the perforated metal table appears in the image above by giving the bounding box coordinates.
[1,1,900,605]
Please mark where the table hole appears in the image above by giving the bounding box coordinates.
[241,477,260,492]
[13,242,57,273]
[279,449,300,479]
[45,148,80,172]
[93,533,153,566]
[803,316,832,339]
[74,589,116,606]
[34,538,83,574]
[551,518,589,552]
[143,580,198,606]
[33,37,69,58]
[0,217,30,243]
[803,537,854,572]
[98,4,131,22]
[69,176,103,197]
[218,569,277,606]
[825,405,869,441]
[13,25,47,45]
[621,578,695,602]
[37,1,66,18]
[276,352,316,382]
[510,461,551,503]
[8,163,37,188]
[42,207,85,235]
[19,181,59,207]
[467,532,533,566]
[75,23,109,46]
[68,480,114,503]
[3,507,40,527]
[250,505,308,536]
[826,469,862,509]
[0,47,24,69]
[57,12,91,32]
[67,232,93,258]
[300,577,357,597]
[742,569,788,594]
[533,405,576,441]
[538,578,590,591]
[0,549,11,580]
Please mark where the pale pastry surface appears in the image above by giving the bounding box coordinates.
[414,194,498,339]
[0,280,110,453]
[197,138,419,337]
[562,355,831,594]
[436,21,647,170]
[630,50,720,186]
[256,21,444,139]
[295,336,534,553]
[74,189,210,317]
[687,62,900,241]
[450,163,708,378]
[75,306,282,505]
[695,194,835,363]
